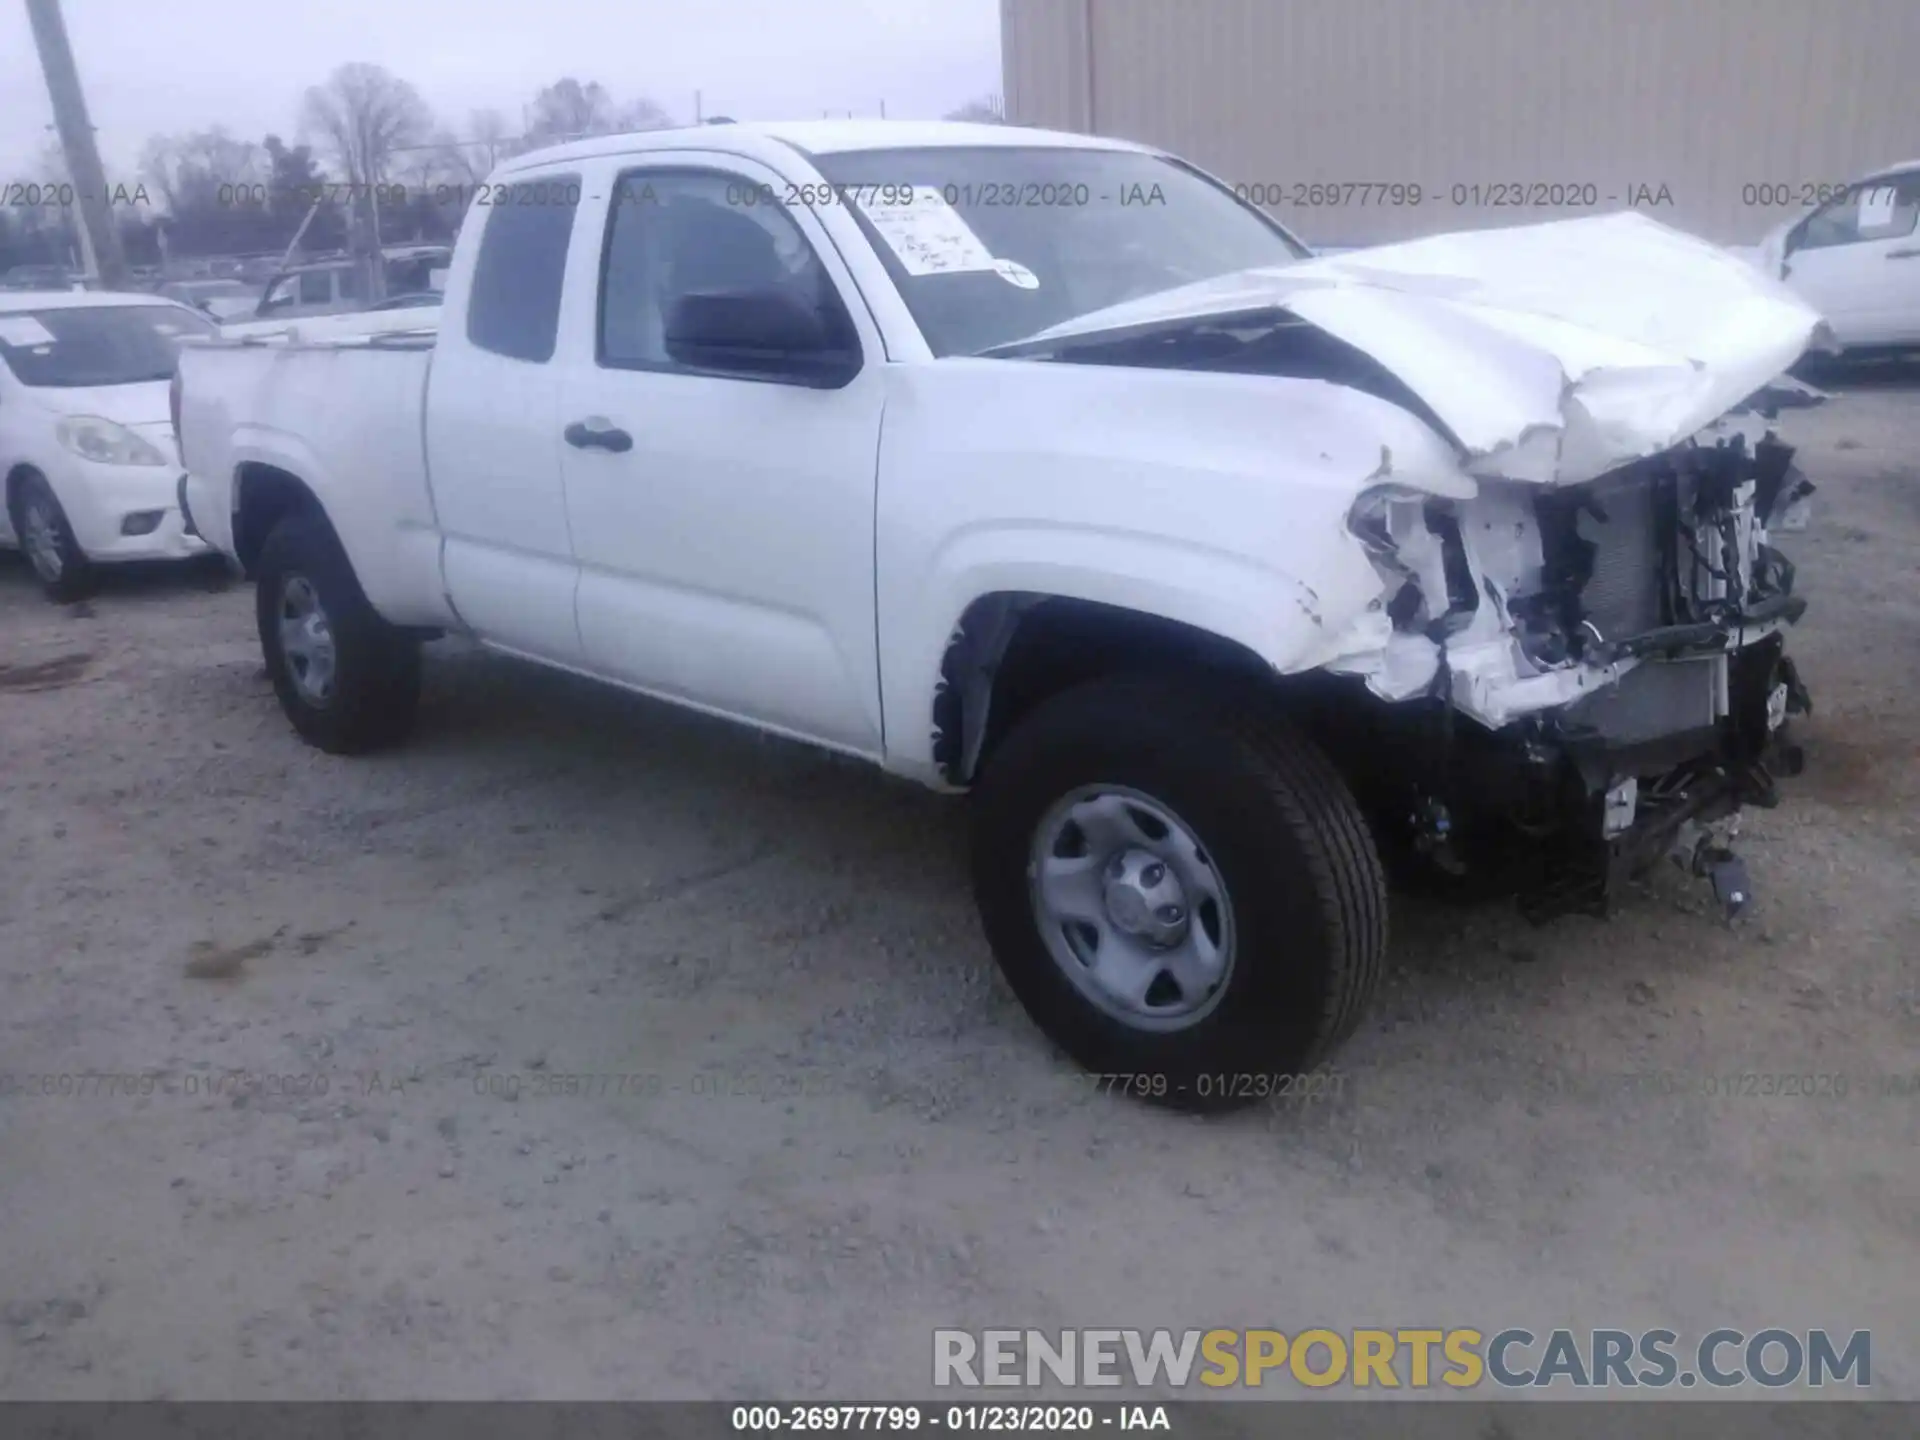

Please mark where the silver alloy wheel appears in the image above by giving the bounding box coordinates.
[21,495,64,583]
[1027,785,1237,1030]
[277,574,337,706]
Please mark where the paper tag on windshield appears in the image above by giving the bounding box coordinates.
[0,316,56,347]
[1858,186,1897,230]
[854,186,998,276]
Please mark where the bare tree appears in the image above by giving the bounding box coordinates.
[945,94,1007,123]
[300,63,432,294]
[524,79,675,147]
[614,96,675,133]
[467,107,519,167]
[525,78,619,145]
[300,63,432,188]
[424,108,519,188]
[139,128,262,211]
[136,135,177,208]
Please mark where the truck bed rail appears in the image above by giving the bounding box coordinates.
[181,327,438,352]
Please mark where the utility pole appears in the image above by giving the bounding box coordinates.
[25,0,128,289]
[694,89,703,124]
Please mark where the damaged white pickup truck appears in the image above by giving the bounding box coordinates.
[174,122,1823,1109]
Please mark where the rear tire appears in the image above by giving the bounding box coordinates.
[255,512,421,754]
[970,676,1387,1112]
[9,472,94,604]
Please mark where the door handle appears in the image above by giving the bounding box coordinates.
[1886,248,1920,260]
[564,420,633,452]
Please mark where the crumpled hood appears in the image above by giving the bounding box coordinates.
[1005,212,1828,485]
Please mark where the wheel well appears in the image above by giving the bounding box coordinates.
[232,464,325,574]
[934,593,1280,785]
[5,463,45,517]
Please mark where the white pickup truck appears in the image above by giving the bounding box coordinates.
[175,120,1823,1108]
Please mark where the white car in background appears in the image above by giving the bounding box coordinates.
[1751,161,1920,351]
[0,291,219,601]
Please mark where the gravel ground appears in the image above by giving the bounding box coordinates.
[0,385,1915,1403]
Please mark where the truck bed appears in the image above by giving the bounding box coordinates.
[176,331,455,630]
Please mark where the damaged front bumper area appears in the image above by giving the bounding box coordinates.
[1324,425,1817,922]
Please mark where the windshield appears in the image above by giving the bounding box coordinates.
[0,304,217,387]
[810,146,1310,357]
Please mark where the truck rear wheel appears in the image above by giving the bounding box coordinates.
[255,513,421,755]
[970,677,1387,1111]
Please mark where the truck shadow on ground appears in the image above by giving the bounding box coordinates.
[389,638,1820,1122]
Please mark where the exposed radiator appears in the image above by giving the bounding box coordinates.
[1565,656,1724,749]
[1575,482,1663,640]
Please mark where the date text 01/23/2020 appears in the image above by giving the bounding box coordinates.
[729,1404,1169,1432]
[1227,180,1676,208]
[1092,1071,1345,1103]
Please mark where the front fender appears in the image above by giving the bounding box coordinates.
[880,523,1390,783]
[871,360,1462,780]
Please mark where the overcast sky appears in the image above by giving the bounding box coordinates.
[0,0,1002,180]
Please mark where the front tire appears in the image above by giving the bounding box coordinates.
[255,512,421,754]
[9,472,94,604]
[970,677,1388,1111]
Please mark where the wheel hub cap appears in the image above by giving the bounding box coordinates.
[1028,787,1236,1031]
[22,500,62,581]
[1102,847,1190,948]
[277,575,337,705]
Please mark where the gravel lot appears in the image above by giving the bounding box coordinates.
[1,385,1915,1403]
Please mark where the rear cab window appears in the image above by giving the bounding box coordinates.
[465,174,583,363]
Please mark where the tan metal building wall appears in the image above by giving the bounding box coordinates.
[1001,0,1920,246]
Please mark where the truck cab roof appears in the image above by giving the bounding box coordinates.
[495,118,1157,175]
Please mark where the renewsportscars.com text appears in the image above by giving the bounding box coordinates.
[933,1327,1871,1390]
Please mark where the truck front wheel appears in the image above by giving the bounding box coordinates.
[970,677,1388,1111]
[254,513,421,754]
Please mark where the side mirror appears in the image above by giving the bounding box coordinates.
[663,287,858,388]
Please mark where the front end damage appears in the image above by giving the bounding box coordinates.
[1001,211,1831,920]
[1325,419,1817,921]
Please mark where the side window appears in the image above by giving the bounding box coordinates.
[297,270,333,304]
[1859,178,1920,241]
[466,174,582,363]
[1796,179,1920,252]
[339,265,365,301]
[597,168,857,372]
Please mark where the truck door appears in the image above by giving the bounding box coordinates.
[555,157,886,755]
[423,171,587,663]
